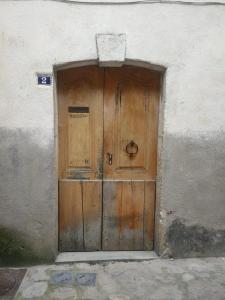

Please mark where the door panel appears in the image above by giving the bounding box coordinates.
[67,107,91,169]
[102,181,155,250]
[103,67,160,180]
[116,81,147,170]
[59,180,102,251]
[58,66,104,180]
[58,66,160,252]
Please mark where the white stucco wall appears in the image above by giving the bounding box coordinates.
[0,0,225,260]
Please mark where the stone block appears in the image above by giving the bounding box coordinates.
[96,33,126,67]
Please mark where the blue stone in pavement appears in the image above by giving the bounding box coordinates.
[75,273,96,286]
[51,272,73,285]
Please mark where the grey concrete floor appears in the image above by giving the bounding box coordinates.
[15,257,225,300]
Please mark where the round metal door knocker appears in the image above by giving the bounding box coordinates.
[126,140,138,158]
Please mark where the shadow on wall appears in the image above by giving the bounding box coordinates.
[167,219,225,258]
[0,127,57,266]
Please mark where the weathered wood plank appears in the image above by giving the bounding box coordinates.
[102,181,120,250]
[59,180,83,251]
[83,181,102,251]
[118,181,145,250]
[144,181,156,250]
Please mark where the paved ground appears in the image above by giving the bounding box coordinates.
[0,269,26,300]
[11,257,225,300]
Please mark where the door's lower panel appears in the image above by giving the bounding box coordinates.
[102,180,155,251]
[59,180,102,251]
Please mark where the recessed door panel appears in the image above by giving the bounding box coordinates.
[58,67,104,180]
[117,82,148,169]
[103,67,160,180]
[68,109,91,168]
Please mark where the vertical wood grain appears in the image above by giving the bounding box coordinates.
[102,181,120,250]
[144,181,156,250]
[83,181,102,251]
[59,180,83,251]
[118,181,145,250]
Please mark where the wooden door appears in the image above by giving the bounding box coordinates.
[103,67,160,250]
[58,66,160,251]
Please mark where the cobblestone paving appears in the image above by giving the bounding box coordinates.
[13,257,225,300]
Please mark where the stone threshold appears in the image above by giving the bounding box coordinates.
[56,251,158,263]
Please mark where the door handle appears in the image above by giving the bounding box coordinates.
[107,153,113,165]
[126,140,138,158]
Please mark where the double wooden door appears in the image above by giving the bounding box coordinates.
[58,66,160,251]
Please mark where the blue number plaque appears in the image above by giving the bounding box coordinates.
[37,74,52,85]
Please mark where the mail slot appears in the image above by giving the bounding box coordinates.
[68,107,89,113]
